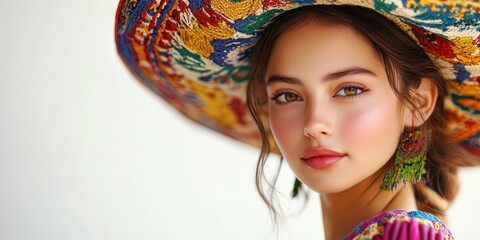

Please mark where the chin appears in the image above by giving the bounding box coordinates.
[301,179,354,195]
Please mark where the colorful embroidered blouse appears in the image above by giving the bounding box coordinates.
[345,210,453,240]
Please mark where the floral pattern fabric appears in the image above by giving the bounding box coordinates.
[345,210,453,240]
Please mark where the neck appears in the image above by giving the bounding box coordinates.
[319,165,417,240]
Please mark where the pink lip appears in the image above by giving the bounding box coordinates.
[301,148,346,169]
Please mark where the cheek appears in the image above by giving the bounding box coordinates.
[340,100,402,152]
[269,106,304,151]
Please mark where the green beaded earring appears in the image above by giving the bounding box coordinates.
[381,128,430,191]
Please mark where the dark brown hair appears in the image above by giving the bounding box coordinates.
[246,4,479,225]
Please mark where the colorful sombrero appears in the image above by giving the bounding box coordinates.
[115,0,480,155]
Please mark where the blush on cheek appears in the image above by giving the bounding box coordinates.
[341,104,401,152]
[269,106,304,153]
[270,113,292,145]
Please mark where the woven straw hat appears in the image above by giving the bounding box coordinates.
[115,0,480,155]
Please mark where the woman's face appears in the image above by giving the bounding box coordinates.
[265,22,407,194]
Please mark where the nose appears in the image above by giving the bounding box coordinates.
[303,102,333,139]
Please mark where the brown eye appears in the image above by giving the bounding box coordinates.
[336,85,365,97]
[344,87,358,96]
[271,91,302,104]
[285,92,299,102]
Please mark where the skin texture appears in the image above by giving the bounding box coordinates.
[264,22,429,240]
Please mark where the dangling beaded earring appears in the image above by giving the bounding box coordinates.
[381,127,430,191]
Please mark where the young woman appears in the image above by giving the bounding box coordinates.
[116,1,480,239]
[246,5,479,239]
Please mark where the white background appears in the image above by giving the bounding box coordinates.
[1,1,479,239]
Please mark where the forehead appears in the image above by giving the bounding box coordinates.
[266,22,383,78]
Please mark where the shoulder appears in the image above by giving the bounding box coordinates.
[345,210,453,240]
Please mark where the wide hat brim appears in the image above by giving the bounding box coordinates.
[115,0,480,155]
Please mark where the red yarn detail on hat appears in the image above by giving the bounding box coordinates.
[263,0,287,8]
[190,0,228,27]
[465,145,480,156]
[230,97,248,125]
[165,20,178,31]
[409,24,455,61]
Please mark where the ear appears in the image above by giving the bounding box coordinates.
[403,78,438,128]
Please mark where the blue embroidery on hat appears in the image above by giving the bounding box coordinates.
[454,63,471,82]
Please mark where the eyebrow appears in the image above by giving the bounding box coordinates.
[324,67,377,81]
[266,76,303,86]
[266,67,377,86]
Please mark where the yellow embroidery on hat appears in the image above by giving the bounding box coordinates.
[458,98,480,110]
[445,106,480,141]
[132,41,161,82]
[406,0,480,17]
[452,36,480,65]
[453,120,480,141]
[179,78,238,127]
[448,79,480,96]
[178,21,235,59]
[211,0,262,21]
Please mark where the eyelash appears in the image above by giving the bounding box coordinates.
[269,90,302,105]
[334,83,368,99]
[269,83,368,105]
